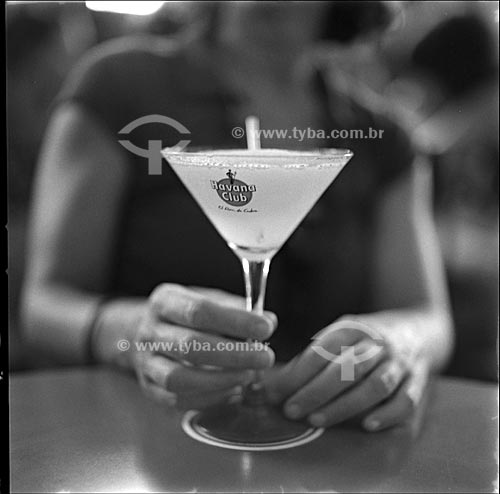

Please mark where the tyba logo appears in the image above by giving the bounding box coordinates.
[118,115,191,175]
[210,170,256,206]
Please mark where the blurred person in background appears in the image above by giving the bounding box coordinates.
[20,1,454,432]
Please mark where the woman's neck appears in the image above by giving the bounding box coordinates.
[209,40,324,149]
[216,41,313,92]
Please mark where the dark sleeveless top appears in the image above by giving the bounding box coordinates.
[57,36,414,361]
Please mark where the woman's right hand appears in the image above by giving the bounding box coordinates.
[133,284,277,410]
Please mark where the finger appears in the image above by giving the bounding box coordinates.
[150,284,276,340]
[187,287,246,309]
[186,288,278,327]
[141,354,171,386]
[263,311,278,329]
[141,381,178,408]
[283,338,387,419]
[363,359,429,432]
[153,324,275,369]
[176,386,243,411]
[308,358,408,428]
[142,355,255,393]
[188,288,278,328]
[265,324,363,404]
[264,355,299,403]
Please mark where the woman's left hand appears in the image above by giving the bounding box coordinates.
[263,314,430,432]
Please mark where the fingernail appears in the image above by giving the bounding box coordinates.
[255,349,274,368]
[309,413,325,427]
[256,320,272,337]
[264,312,278,329]
[380,366,398,392]
[363,418,381,431]
[284,403,301,419]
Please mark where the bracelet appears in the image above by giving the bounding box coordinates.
[85,297,111,365]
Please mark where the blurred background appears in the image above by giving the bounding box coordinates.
[7,1,499,381]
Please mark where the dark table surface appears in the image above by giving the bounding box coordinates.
[10,367,498,493]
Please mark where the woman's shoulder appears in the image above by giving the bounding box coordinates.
[71,34,190,79]
[62,34,221,106]
[57,35,213,126]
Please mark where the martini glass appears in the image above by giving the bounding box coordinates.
[162,148,353,450]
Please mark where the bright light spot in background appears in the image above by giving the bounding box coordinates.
[85,1,165,16]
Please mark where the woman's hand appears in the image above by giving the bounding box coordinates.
[132,284,277,410]
[263,314,430,432]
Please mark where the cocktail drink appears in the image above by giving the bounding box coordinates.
[162,148,353,450]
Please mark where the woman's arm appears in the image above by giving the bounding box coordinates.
[264,157,454,430]
[21,103,139,365]
[368,156,454,372]
[21,103,276,411]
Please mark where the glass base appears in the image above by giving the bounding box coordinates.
[181,400,324,451]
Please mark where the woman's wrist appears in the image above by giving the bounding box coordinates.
[91,298,147,370]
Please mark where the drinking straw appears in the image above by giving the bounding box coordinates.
[245,116,261,150]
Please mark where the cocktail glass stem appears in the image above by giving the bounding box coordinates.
[241,257,271,405]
